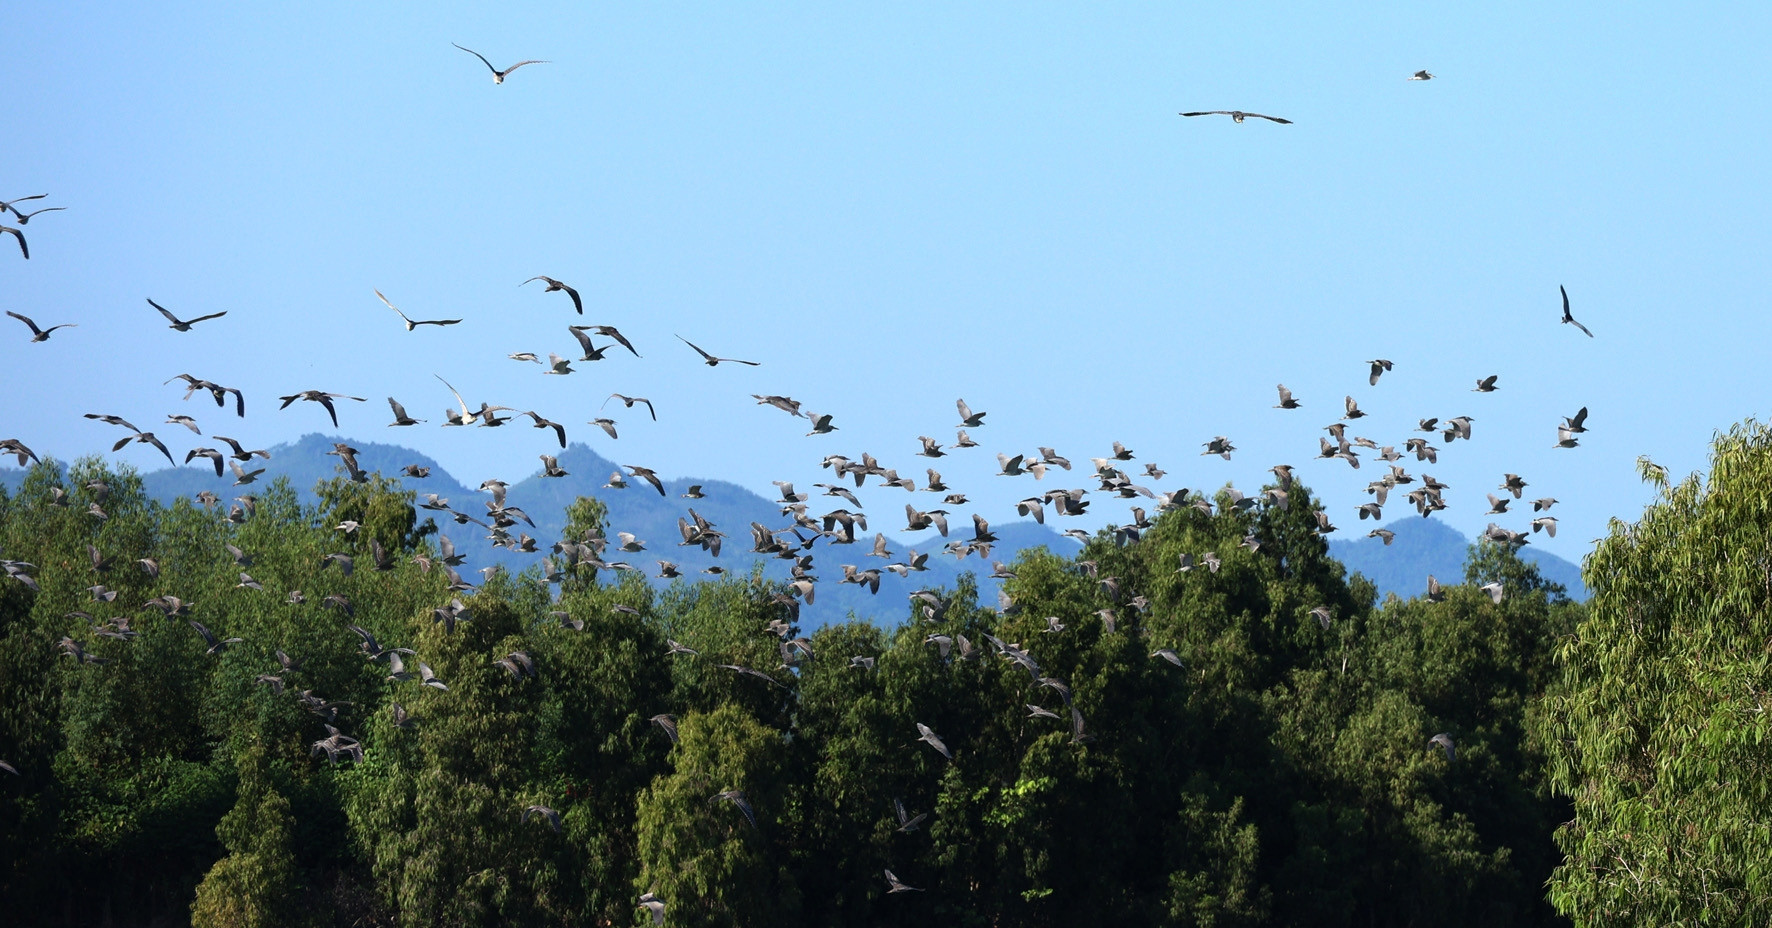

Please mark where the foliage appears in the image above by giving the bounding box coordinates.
[1540,420,1772,925]
[0,458,1588,926]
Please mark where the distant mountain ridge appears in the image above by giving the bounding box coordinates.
[1,436,1587,626]
[1328,516,1587,600]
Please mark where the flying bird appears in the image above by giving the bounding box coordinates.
[452,44,548,84]
[884,869,924,894]
[1367,359,1393,385]
[573,324,641,357]
[915,722,951,760]
[676,334,759,367]
[1429,732,1456,762]
[1559,285,1593,337]
[711,790,758,828]
[149,299,226,331]
[521,276,582,314]
[6,311,76,342]
[387,397,425,426]
[1409,70,1435,80]
[605,394,656,421]
[1179,110,1293,124]
[278,390,367,428]
[375,289,460,330]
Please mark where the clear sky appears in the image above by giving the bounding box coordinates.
[6,2,1770,568]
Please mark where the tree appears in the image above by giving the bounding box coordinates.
[191,741,311,928]
[1540,420,1772,924]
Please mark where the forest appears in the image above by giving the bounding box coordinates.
[2,420,1770,927]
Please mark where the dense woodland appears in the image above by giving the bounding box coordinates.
[1,422,1768,926]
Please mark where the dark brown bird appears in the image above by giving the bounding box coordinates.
[7,311,75,342]
[521,276,583,314]
[676,334,759,367]
[148,298,226,331]
[452,44,548,84]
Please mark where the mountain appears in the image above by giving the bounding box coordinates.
[1329,516,1587,600]
[0,434,1063,626]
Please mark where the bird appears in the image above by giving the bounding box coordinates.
[0,194,49,219]
[624,464,667,496]
[387,397,425,426]
[1473,375,1499,393]
[893,798,927,832]
[542,353,574,375]
[1,225,27,259]
[375,289,460,330]
[148,299,226,331]
[605,394,656,421]
[1274,384,1301,409]
[523,805,562,833]
[1151,648,1184,667]
[1426,575,1446,603]
[189,620,242,656]
[418,662,448,690]
[649,714,678,744]
[452,44,548,84]
[521,276,582,314]
[112,430,175,465]
[1560,285,1594,337]
[1367,359,1393,385]
[1409,70,1435,80]
[589,418,619,439]
[213,436,270,462]
[573,325,641,357]
[915,722,951,760]
[1562,407,1590,434]
[1429,732,1456,762]
[884,869,924,893]
[711,790,758,828]
[1480,581,1505,604]
[10,204,64,223]
[638,893,667,926]
[676,334,759,366]
[1179,110,1292,124]
[955,398,987,428]
[278,390,366,428]
[6,311,76,342]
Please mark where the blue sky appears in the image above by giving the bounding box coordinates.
[6,2,1770,568]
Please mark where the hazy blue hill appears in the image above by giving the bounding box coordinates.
[0,435,1062,626]
[1329,516,1588,601]
[3,441,1584,624]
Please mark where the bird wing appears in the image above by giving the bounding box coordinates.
[1,226,28,259]
[453,43,499,74]
[676,334,715,361]
[6,311,41,335]
[187,311,228,324]
[373,288,412,325]
[1179,111,1231,117]
[500,59,548,75]
[147,298,182,325]
[562,284,582,314]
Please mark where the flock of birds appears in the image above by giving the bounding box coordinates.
[1,50,1604,920]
